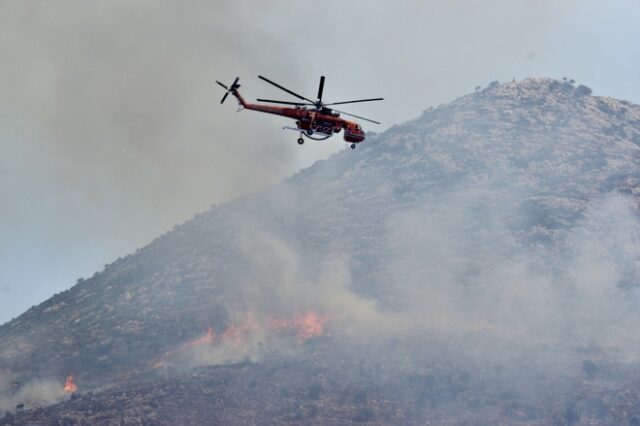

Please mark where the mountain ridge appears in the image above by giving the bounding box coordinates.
[2,77,640,424]
[3,76,640,376]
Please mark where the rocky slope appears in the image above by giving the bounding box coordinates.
[2,78,640,425]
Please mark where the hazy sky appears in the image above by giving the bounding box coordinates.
[1,0,640,324]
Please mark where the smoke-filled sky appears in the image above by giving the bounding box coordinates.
[1,0,640,324]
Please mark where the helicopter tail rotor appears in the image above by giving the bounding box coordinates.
[216,77,240,104]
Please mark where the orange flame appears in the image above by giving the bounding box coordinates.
[153,311,329,368]
[291,311,328,343]
[220,313,260,346]
[152,327,215,368]
[63,375,77,393]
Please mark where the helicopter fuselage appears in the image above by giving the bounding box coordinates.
[231,89,366,143]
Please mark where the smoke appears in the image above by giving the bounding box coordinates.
[0,376,66,413]
[156,228,383,368]
[231,230,382,331]
[3,0,640,324]
[175,178,640,391]
[5,183,636,417]
[0,1,304,323]
[379,186,640,363]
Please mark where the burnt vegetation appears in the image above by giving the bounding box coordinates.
[2,78,640,424]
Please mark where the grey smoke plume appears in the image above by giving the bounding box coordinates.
[165,180,640,378]
[3,0,640,324]
[380,190,640,351]
[0,378,66,413]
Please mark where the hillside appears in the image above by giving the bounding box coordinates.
[2,78,640,425]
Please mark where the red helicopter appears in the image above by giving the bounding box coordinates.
[216,75,383,149]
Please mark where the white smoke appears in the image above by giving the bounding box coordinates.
[0,377,66,413]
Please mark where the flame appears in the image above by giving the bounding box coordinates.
[153,311,329,368]
[63,375,77,393]
[291,311,328,343]
[183,326,215,349]
[267,311,329,342]
[220,323,242,345]
[152,327,215,368]
[220,312,260,346]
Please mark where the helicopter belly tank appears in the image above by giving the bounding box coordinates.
[344,133,365,143]
[344,126,365,142]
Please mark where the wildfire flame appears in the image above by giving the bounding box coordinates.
[292,311,328,343]
[268,311,328,343]
[220,312,260,346]
[63,375,77,393]
[183,326,215,349]
[153,310,329,368]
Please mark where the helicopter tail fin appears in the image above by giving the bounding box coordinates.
[215,77,241,104]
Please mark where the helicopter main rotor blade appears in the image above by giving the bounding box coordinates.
[333,108,381,125]
[317,76,325,104]
[258,75,315,104]
[215,81,228,90]
[256,99,314,106]
[324,98,384,106]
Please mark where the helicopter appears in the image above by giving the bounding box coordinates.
[215,75,383,149]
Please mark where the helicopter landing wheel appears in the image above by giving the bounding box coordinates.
[306,129,314,136]
[350,143,356,150]
[297,138,304,145]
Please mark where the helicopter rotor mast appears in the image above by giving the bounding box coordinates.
[256,75,383,123]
